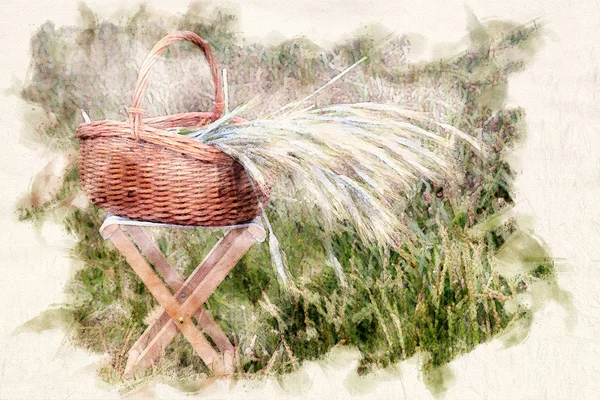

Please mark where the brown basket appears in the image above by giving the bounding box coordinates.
[76,31,268,227]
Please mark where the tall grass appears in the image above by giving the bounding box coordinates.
[16,3,554,390]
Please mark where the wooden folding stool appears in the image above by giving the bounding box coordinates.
[99,214,266,378]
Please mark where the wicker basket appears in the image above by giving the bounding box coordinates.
[76,31,268,227]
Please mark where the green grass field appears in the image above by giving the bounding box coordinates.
[16,3,559,392]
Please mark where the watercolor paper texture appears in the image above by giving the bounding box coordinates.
[1,1,599,399]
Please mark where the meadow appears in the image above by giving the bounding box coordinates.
[17,4,556,391]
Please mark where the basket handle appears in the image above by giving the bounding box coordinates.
[128,31,225,139]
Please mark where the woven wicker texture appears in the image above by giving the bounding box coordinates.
[76,31,268,226]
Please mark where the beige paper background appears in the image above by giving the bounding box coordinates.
[1,0,599,398]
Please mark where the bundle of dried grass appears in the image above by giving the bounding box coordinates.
[181,102,481,253]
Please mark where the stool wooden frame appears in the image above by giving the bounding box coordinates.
[99,215,266,378]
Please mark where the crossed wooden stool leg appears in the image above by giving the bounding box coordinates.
[99,215,266,378]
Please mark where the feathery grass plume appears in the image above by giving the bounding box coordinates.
[188,102,482,248]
